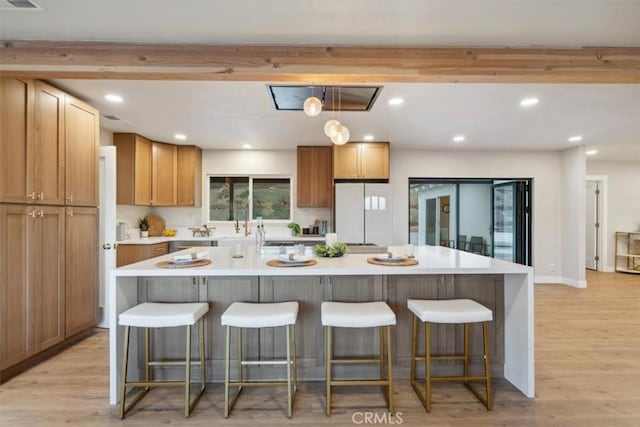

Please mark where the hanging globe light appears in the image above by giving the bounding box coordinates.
[324,119,341,138]
[303,96,322,117]
[330,124,350,145]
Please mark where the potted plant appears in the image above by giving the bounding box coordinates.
[287,222,301,236]
[139,218,149,237]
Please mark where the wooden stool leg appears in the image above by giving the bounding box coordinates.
[325,326,332,416]
[144,328,150,386]
[120,325,131,419]
[483,321,493,411]
[237,327,243,383]
[386,325,394,414]
[184,325,192,417]
[224,325,231,418]
[425,321,432,413]
[463,323,469,379]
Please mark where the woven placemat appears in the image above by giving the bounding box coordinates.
[267,259,317,268]
[156,259,212,269]
[367,257,419,266]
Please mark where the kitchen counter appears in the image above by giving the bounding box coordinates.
[108,245,533,405]
[116,234,326,245]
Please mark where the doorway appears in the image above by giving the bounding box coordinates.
[585,176,607,272]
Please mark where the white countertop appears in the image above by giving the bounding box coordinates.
[113,245,532,277]
[117,234,326,245]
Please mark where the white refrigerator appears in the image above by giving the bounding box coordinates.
[335,183,393,246]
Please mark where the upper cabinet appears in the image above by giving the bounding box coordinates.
[333,142,389,180]
[176,145,202,207]
[0,78,98,207]
[297,146,333,207]
[114,133,201,207]
[151,142,177,206]
[114,133,152,205]
[64,96,99,207]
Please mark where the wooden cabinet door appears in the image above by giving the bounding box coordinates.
[116,243,169,267]
[0,78,34,204]
[114,133,152,205]
[176,145,202,207]
[34,81,65,205]
[33,207,65,352]
[152,142,177,206]
[360,142,389,179]
[0,206,33,369]
[65,207,97,337]
[333,144,360,179]
[297,146,332,207]
[65,96,99,207]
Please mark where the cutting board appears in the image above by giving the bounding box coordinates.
[145,215,165,236]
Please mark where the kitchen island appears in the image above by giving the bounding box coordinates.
[108,245,534,405]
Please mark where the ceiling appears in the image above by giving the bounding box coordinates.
[2,0,640,160]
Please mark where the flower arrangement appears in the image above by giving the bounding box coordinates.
[314,242,348,257]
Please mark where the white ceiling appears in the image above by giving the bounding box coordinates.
[2,0,640,160]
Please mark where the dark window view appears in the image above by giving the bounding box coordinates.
[409,178,531,266]
[209,176,291,221]
[252,178,291,220]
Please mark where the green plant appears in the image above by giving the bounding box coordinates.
[138,218,149,231]
[287,222,301,235]
[314,242,348,258]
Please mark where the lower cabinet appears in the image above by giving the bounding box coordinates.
[65,207,98,337]
[0,204,97,381]
[116,242,169,267]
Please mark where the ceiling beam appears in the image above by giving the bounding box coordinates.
[1,41,639,83]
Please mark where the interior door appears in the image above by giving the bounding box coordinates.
[98,146,116,328]
[425,198,437,245]
[585,181,599,270]
[491,182,516,262]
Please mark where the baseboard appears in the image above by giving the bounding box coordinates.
[602,266,615,273]
[535,276,587,288]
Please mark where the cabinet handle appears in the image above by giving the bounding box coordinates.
[27,192,36,200]
[37,210,44,217]
[103,243,112,250]
[67,209,74,217]
[37,192,44,200]
[67,194,74,203]
[28,211,36,218]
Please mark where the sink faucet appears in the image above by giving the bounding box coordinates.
[235,208,251,236]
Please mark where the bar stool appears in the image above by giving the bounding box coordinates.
[408,298,493,412]
[221,301,299,418]
[119,302,209,418]
[321,301,396,416]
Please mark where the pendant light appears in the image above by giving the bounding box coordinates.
[303,86,322,117]
[329,86,349,145]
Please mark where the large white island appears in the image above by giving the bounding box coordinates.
[108,245,534,405]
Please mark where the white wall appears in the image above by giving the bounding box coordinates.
[560,146,587,287]
[99,127,113,147]
[587,160,640,271]
[391,150,563,281]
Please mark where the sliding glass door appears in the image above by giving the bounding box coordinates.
[491,181,529,264]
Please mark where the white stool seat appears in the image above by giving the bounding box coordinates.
[408,299,492,324]
[119,302,209,328]
[221,301,299,328]
[321,301,396,328]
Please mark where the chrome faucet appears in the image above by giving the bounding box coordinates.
[235,208,251,236]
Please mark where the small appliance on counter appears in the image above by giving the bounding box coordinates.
[117,222,129,241]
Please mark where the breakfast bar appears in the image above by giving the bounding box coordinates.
[108,245,534,406]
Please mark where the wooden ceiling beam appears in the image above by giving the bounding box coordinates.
[1,41,639,83]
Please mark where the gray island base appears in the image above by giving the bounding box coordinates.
[108,246,534,405]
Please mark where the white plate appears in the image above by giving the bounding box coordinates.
[278,254,312,263]
[170,258,201,264]
[374,255,407,262]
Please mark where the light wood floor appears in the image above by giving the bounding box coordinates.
[1,270,639,426]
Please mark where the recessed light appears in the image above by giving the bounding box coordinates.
[242,144,252,149]
[568,135,583,142]
[519,97,539,107]
[174,133,187,141]
[104,94,123,103]
[363,135,375,141]
[388,97,404,106]
[586,150,598,156]
[453,135,465,143]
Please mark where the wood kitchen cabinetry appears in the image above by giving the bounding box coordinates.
[0,78,98,207]
[297,146,333,207]
[177,145,202,207]
[114,133,152,205]
[333,142,389,180]
[0,205,65,375]
[116,242,169,267]
[152,142,177,206]
[65,207,98,337]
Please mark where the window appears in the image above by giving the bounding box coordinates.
[208,176,291,222]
